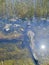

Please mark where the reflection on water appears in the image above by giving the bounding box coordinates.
[0,18,49,65]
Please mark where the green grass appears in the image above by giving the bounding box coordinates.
[0,58,34,65]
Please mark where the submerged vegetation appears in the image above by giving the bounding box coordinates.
[0,42,34,65]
